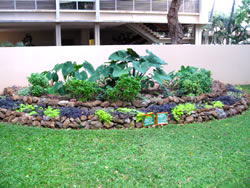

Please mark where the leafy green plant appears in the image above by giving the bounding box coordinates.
[136,112,146,122]
[117,108,140,115]
[106,75,141,102]
[42,61,103,95]
[65,79,99,102]
[172,103,196,121]
[169,66,213,96]
[44,107,60,118]
[95,110,113,124]
[100,48,171,89]
[205,101,224,109]
[18,87,31,96]
[0,41,24,47]
[16,104,42,116]
[27,73,49,97]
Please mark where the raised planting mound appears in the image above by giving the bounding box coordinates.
[0,49,249,129]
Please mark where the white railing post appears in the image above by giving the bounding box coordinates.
[167,0,168,11]
[150,0,152,11]
[133,0,135,11]
[115,0,117,11]
[14,0,16,9]
[76,0,78,10]
[183,0,184,12]
[35,0,37,9]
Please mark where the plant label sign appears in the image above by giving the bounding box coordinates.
[142,113,156,127]
[156,112,169,125]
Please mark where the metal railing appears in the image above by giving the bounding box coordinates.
[0,0,199,12]
[0,0,56,10]
[100,0,200,13]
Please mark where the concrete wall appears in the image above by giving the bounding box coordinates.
[0,45,249,93]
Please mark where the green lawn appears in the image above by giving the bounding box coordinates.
[0,110,249,187]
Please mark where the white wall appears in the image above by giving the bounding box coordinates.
[0,45,249,93]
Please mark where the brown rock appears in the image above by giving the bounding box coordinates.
[20,116,28,124]
[122,101,131,107]
[4,87,15,96]
[88,115,94,120]
[92,100,102,107]
[58,101,69,106]
[23,96,28,103]
[163,98,169,104]
[0,108,7,113]
[212,80,226,93]
[132,100,145,108]
[60,116,67,122]
[197,116,203,123]
[12,95,19,101]
[68,102,75,107]
[32,121,41,127]
[101,101,110,108]
[48,99,59,106]
[27,96,33,104]
[63,118,70,128]
[69,122,79,128]
[11,117,19,123]
[15,112,23,117]
[111,100,123,107]
[69,118,74,122]
[104,122,114,128]
[75,118,81,123]
[82,102,93,108]
[8,115,15,123]
[70,99,77,102]
[0,112,5,119]
[173,96,179,103]
[81,115,87,121]
[90,121,103,128]
[223,105,230,111]
[136,122,143,128]
[177,120,184,124]
[185,116,194,123]
[5,111,12,117]
[36,116,42,121]
[211,111,219,119]
[32,97,39,103]
[130,120,136,128]
[168,96,174,102]
[75,101,84,106]
[157,99,164,105]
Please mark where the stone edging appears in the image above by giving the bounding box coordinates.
[0,93,249,129]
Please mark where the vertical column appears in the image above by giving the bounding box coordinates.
[95,0,100,45]
[56,24,62,46]
[55,0,61,46]
[95,23,100,45]
[195,25,202,45]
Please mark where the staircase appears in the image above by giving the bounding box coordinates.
[127,23,171,44]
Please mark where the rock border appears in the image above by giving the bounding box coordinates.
[0,91,249,129]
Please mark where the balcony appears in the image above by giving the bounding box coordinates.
[0,0,200,13]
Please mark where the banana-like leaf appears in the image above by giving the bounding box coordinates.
[112,65,132,77]
[52,72,59,82]
[53,63,64,72]
[152,68,171,85]
[62,61,74,78]
[109,50,128,61]
[82,61,95,76]
[145,50,167,66]
[75,71,88,80]
[132,61,150,74]
[127,48,140,58]
[46,71,52,80]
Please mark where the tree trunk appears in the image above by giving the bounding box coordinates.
[204,0,216,44]
[167,0,183,44]
[226,0,236,44]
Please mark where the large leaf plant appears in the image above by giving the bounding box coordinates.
[100,48,171,89]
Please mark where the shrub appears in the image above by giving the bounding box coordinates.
[0,97,20,110]
[18,87,31,96]
[28,73,49,97]
[171,66,213,96]
[65,79,99,102]
[172,103,196,121]
[95,110,113,124]
[16,104,44,116]
[106,75,141,102]
[214,96,238,105]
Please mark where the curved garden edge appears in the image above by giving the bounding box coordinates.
[0,89,249,129]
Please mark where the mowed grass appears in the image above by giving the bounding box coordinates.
[0,110,249,187]
[0,85,249,187]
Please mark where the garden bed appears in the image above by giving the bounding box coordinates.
[0,82,249,129]
[1,49,249,129]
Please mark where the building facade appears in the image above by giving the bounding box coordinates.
[0,0,208,46]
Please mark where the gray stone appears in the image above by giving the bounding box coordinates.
[90,121,103,128]
[58,100,69,106]
[32,121,41,127]
[55,121,63,128]
[124,118,131,124]
[0,112,5,119]
[215,108,227,119]
[185,116,194,123]
[63,118,70,128]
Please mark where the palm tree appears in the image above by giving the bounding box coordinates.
[226,0,236,44]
